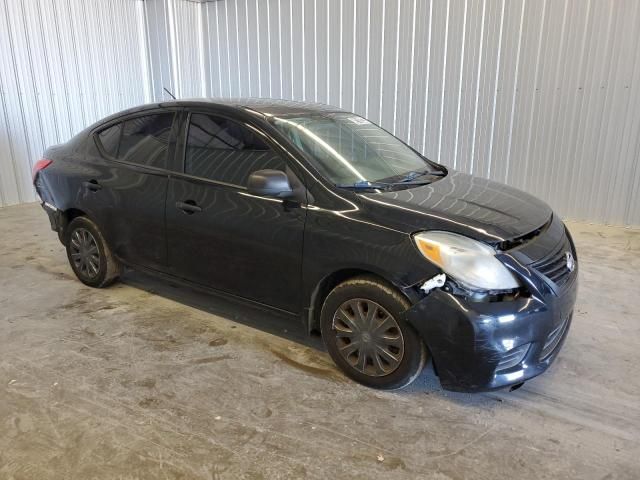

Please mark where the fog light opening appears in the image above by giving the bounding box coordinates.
[496,343,530,372]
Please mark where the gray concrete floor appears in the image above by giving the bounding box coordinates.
[0,203,639,479]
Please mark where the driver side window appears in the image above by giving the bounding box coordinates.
[185,113,284,186]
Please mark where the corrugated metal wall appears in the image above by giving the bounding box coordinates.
[1,0,639,227]
[0,0,149,206]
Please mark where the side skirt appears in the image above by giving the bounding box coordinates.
[116,258,301,321]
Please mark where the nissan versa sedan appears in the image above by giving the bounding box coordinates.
[33,99,578,392]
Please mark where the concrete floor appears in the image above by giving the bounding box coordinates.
[0,203,639,479]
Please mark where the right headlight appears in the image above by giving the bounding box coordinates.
[413,231,521,291]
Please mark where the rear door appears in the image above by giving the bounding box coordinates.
[85,109,180,270]
[165,111,306,313]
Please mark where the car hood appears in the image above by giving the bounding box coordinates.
[357,169,553,244]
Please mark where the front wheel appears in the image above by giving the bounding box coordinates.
[65,216,121,288]
[320,276,427,390]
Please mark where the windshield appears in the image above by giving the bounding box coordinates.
[270,113,443,187]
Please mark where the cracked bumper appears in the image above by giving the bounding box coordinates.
[405,278,577,392]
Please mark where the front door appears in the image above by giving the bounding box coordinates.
[165,112,306,313]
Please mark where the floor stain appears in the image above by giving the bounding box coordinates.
[133,332,181,351]
[61,299,88,310]
[138,397,161,408]
[208,337,228,347]
[381,456,407,471]
[86,304,118,312]
[34,263,73,281]
[190,354,233,364]
[251,405,272,418]
[134,378,157,389]
[270,349,345,382]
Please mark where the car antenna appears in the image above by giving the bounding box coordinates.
[163,87,176,100]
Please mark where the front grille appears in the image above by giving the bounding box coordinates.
[530,238,573,288]
[540,314,570,360]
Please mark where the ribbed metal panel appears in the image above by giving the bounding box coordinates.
[0,0,638,227]
[0,0,148,207]
[189,0,640,227]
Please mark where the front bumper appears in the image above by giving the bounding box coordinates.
[406,216,578,392]
[406,281,576,391]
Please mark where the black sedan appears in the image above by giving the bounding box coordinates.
[33,99,577,392]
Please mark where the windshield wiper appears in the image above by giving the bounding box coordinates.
[336,179,435,190]
[336,167,448,190]
[397,168,446,183]
[335,181,391,190]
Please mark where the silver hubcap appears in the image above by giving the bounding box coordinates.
[70,228,100,279]
[332,299,405,377]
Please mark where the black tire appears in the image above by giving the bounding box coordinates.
[320,275,427,390]
[65,216,121,288]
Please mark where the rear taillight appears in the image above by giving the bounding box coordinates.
[32,158,53,181]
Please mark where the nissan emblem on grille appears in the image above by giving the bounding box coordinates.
[566,252,575,272]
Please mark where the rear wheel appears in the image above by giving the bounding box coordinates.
[65,216,121,288]
[320,275,427,390]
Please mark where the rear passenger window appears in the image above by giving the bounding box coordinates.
[119,114,175,168]
[185,113,284,186]
[95,113,175,169]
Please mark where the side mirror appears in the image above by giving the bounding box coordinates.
[247,169,293,198]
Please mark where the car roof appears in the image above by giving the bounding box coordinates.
[84,98,346,135]
[187,98,345,116]
[136,98,344,117]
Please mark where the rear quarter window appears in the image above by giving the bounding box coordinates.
[97,123,121,157]
[94,112,175,169]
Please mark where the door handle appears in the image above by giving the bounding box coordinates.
[82,180,102,192]
[176,200,202,214]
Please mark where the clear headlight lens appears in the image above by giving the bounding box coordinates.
[413,231,521,291]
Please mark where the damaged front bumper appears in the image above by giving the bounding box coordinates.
[406,274,577,392]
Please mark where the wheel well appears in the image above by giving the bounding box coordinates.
[58,208,87,242]
[307,269,407,335]
[64,208,86,222]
